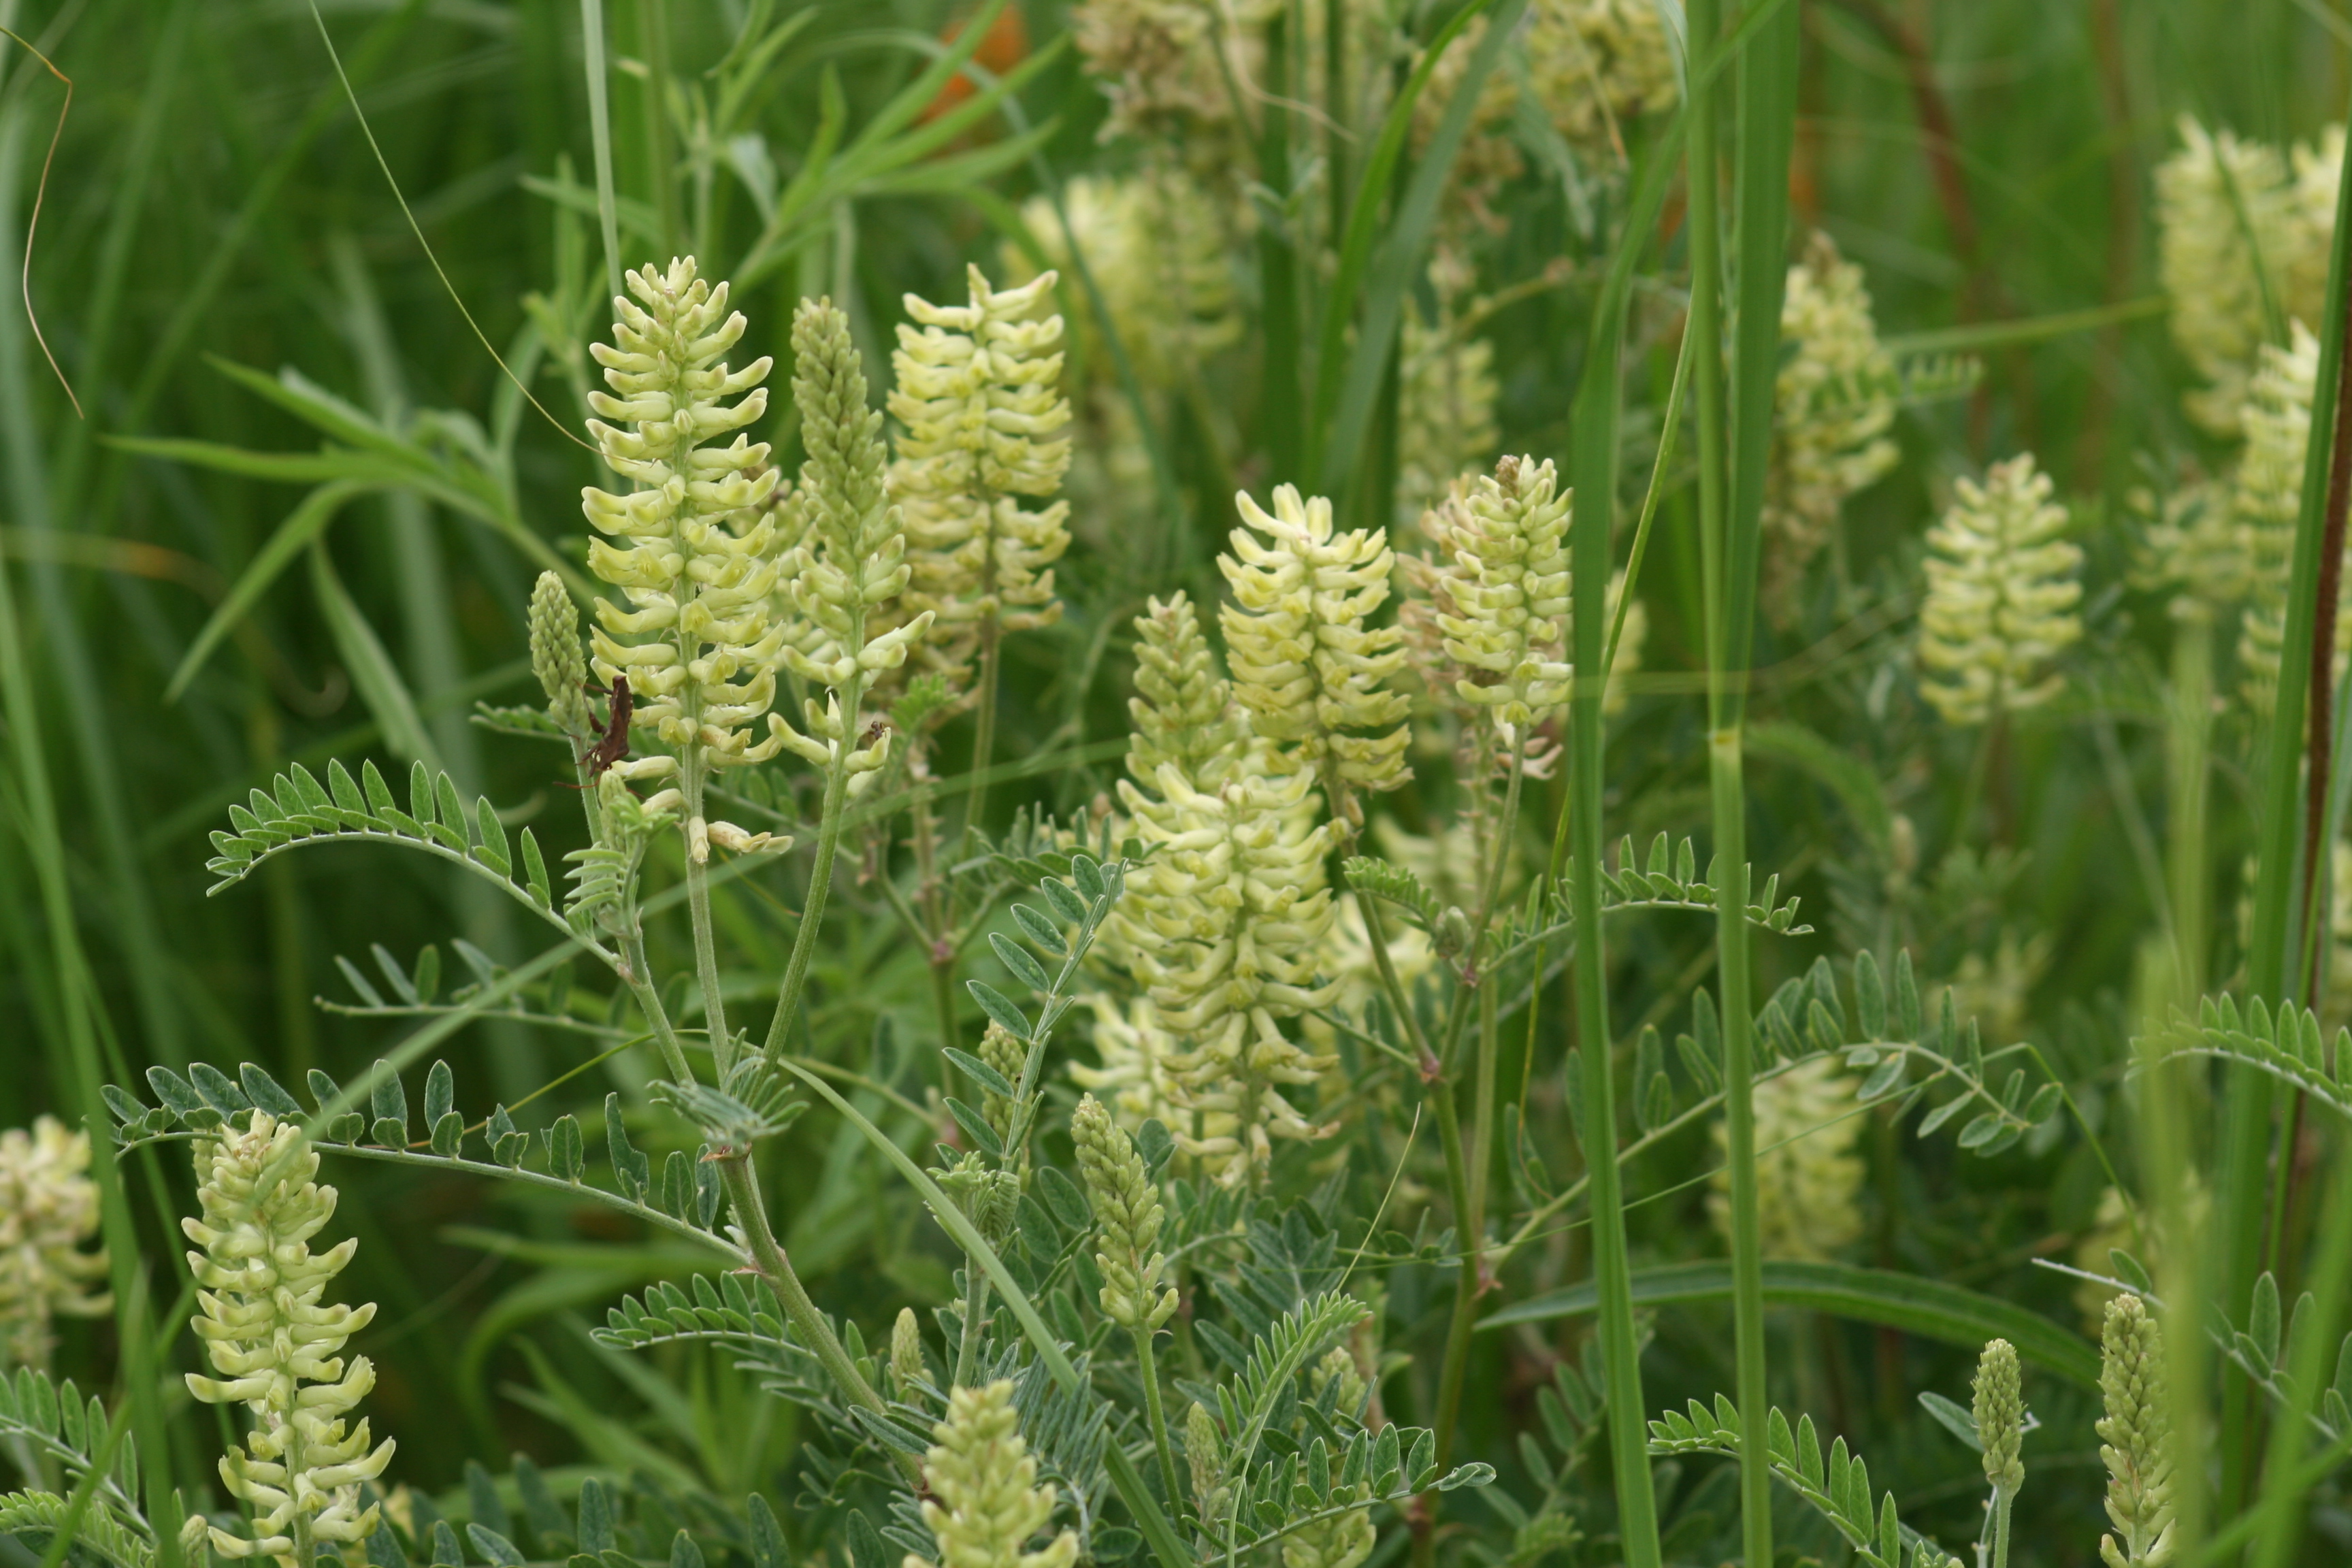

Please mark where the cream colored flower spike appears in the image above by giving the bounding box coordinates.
[2155,117,2340,436]
[1220,485,1411,817]
[1763,232,1899,620]
[180,1113,393,1560]
[1708,1058,1863,1263]
[581,257,790,780]
[1434,456,1574,730]
[1916,455,2083,727]
[0,1117,109,1370]
[889,264,1074,691]
[905,1381,1078,1568]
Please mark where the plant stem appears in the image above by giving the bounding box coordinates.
[953,1260,992,1389]
[911,767,965,1091]
[967,617,1002,834]
[1693,3,1800,1565]
[763,674,867,1060]
[620,929,697,1087]
[1356,890,1433,1064]
[286,1419,314,1568]
[1134,1326,1183,1507]
[681,752,734,1077]
[714,1153,921,1480]
[1989,1484,2014,1568]
[1433,729,1526,1468]
[1427,1072,1475,1462]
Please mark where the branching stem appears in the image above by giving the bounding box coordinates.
[713,1153,921,1482]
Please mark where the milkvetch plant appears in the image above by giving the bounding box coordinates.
[23,9,2352,1568]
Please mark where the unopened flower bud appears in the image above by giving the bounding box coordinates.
[1071,1094,1176,1332]
[890,1306,927,1401]
[529,571,591,741]
[1974,1338,2026,1498]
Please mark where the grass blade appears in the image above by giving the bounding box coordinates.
[163,480,370,702]
[1483,1260,2101,1386]
[1318,0,1527,502]
[1303,0,1499,487]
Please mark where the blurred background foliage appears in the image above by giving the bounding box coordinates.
[2,0,2350,1558]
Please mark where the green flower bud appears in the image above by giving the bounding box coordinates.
[529,571,591,742]
[891,1306,928,1402]
[1071,1094,1176,1332]
[1186,1401,1224,1519]
[1973,1337,2025,1498]
[181,1113,392,1559]
[2097,1296,2176,1568]
[906,1380,1077,1568]
[978,1020,1028,1154]
[774,298,930,782]
[1311,1344,1367,1419]
[1431,906,1474,962]
[0,1116,108,1370]
[1281,1488,1373,1568]
[937,1152,1022,1245]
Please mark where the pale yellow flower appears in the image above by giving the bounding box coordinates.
[906,1381,1078,1568]
[1220,485,1412,814]
[181,1113,393,1558]
[1763,233,1900,619]
[581,257,788,781]
[889,265,1074,692]
[2156,117,2341,434]
[1009,171,1239,391]
[1916,455,2083,726]
[1709,1058,1864,1262]
[0,1117,108,1369]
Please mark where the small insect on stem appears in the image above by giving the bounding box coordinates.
[560,674,633,787]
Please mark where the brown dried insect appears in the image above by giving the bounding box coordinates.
[561,675,633,787]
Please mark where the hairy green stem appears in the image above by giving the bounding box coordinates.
[1356,890,1434,1063]
[620,931,697,1087]
[953,1260,992,1390]
[1134,1327,1183,1508]
[915,774,968,1095]
[763,674,868,1059]
[1989,1485,2014,1568]
[715,1154,919,1480]
[1433,732,1526,1467]
[285,1420,315,1568]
